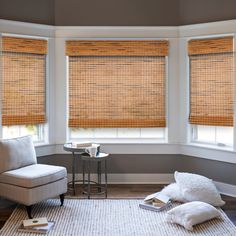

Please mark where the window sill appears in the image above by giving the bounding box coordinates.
[188,141,234,152]
[35,143,56,157]
[181,142,236,164]
[35,141,236,164]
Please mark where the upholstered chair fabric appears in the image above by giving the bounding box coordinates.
[0,164,67,188]
[0,135,67,218]
[0,135,37,173]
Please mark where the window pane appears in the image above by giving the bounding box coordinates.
[117,128,140,138]
[192,125,233,146]
[69,128,165,140]
[93,128,117,138]
[2,126,20,139]
[216,126,233,146]
[140,128,165,138]
[2,125,43,142]
[70,128,94,139]
[195,125,215,143]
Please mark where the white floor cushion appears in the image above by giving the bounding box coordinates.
[166,201,221,231]
[160,183,186,203]
[174,171,225,206]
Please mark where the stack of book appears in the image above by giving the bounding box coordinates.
[18,217,54,234]
[71,141,92,148]
[139,192,171,212]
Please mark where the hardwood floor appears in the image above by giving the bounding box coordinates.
[0,184,235,229]
[0,198,16,229]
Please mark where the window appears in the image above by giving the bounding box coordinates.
[2,125,44,143]
[66,40,168,140]
[1,36,48,142]
[192,125,233,146]
[69,128,166,140]
[188,37,234,146]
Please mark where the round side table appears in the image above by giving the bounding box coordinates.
[63,143,100,195]
[81,152,110,199]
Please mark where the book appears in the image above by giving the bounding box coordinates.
[144,192,170,207]
[23,217,48,228]
[140,192,171,212]
[18,221,55,234]
[72,141,92,148]
[139,201,171,212]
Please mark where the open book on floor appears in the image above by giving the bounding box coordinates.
[139,192,171,212]
[18,221,55,234]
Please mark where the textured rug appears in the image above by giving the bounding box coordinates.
[1,199,236,236]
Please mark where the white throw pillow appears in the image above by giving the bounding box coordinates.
[166,201,221,231]
[160,183,186,203]
[175,171,225,207]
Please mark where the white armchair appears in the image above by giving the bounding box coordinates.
[0,136,67,218]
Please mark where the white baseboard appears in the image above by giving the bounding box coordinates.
[67,173,236,197]
[67,173,174,184]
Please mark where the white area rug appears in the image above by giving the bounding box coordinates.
[1,199,236,236]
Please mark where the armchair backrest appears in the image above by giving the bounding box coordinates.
[0,135,37,173]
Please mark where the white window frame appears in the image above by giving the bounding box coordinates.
[66,39,169,143]
[186,34,235,150]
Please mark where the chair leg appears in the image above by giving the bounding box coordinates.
[60,194,64,206]
[26,205,33,219]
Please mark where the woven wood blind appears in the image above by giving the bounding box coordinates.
[2,37,47,126]
[189,37,234,126]
[66,40,168,57]
[67,40,168,128]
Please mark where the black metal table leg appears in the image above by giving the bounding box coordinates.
[72,152,76,195]
[82,160,85,188]
[88,160,91,199]
[97,162,101,192]
[105,160,108,198]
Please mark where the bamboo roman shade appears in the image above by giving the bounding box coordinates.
[188,37,234,126]
[66,40,168,128]
[2,36,47,126]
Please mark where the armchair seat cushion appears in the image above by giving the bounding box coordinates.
[0,164,67,188]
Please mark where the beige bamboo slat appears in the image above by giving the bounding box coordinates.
[69,56,166,128]
[66,40,169,57]
[2,37,48,55]
[189,52,234,127]
[2,37,47,126]
[69,119,166,128]
[188,37,233,55]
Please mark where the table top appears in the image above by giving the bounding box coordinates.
[81,152,110,161]
[63,143,100,153]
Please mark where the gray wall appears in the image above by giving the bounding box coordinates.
[179,0,236,25]
[0,0,55,25]
[1,0,236,26]
[54,0,179,26]
[38,154,236,185]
